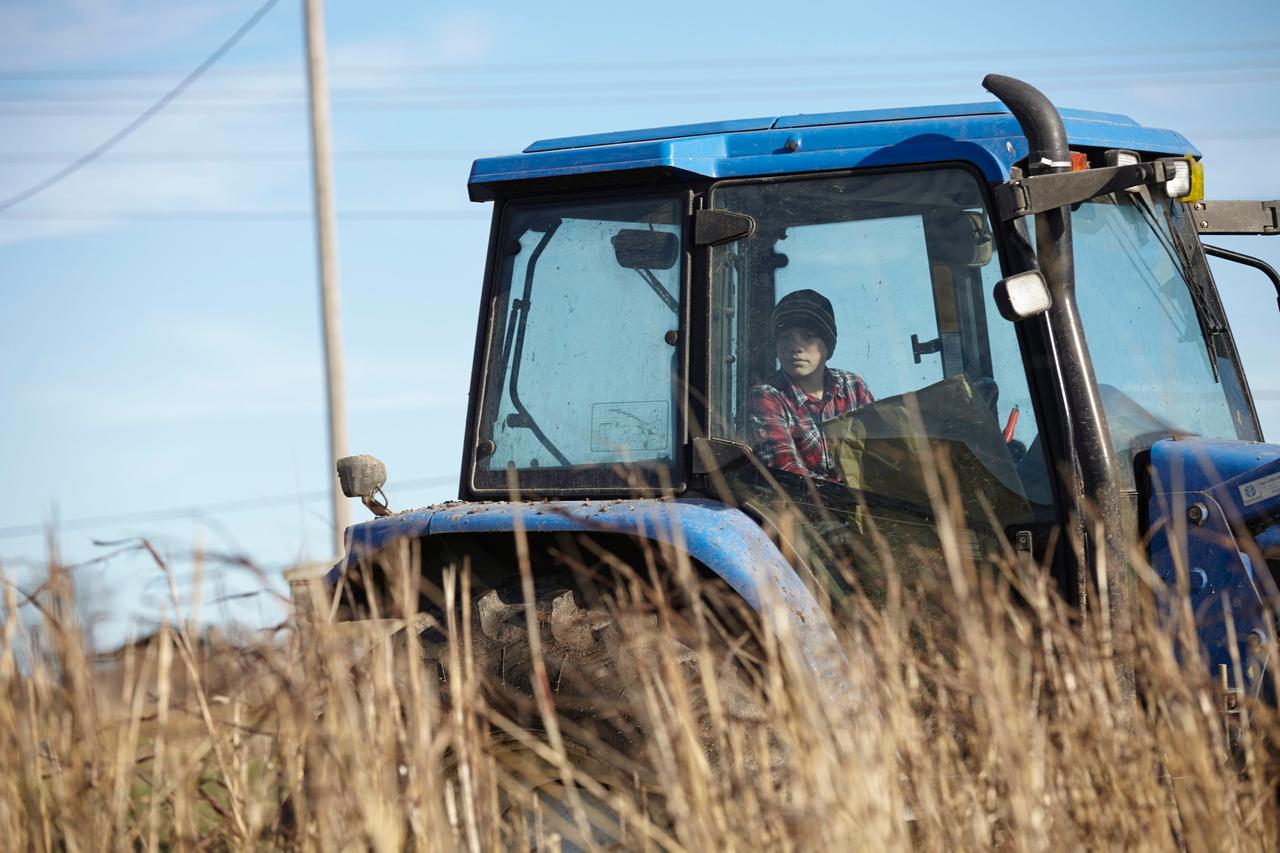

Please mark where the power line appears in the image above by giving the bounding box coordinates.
[1195,130,1280,141]
[0,475,456,539]
[0,39,1275,80]
[6,56,1280,103]
[0,209,487,222]
[0,148,493,163]
[5,71,1279,118]
[0,0,282,214]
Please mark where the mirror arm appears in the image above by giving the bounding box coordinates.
[1203,243,1280,314]
[1192,200,1280,236]
[634,267,679,314]
[992,159,1181,221]
[361,488,392,518]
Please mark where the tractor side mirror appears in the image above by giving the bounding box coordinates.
[612,228,679,270]
[927,210,994,267]
[993,270,1052,321]
[336,454,392,517]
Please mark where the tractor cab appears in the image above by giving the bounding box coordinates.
[333,77,1280,699]
[459,90,1264,599]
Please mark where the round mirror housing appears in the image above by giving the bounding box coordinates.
[337,454,386,499]
[336,455,392,517]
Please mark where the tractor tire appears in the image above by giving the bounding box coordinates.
[411,571,767,846]
[430,572,762,748]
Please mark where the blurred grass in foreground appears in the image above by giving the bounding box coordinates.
[1,511,1278,852]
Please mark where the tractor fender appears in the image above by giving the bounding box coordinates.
[330,497,849,695]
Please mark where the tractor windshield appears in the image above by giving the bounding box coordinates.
[473,194,685,493]
[706,167,1055,594]
[1070,192,1256,487]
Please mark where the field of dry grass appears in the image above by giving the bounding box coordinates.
[2,509,1278,851]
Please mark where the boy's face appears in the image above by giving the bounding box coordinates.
[775,325,829,381]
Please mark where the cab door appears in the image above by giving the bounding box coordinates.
[703,167,1057,605]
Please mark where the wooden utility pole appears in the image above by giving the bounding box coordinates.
[301,0,349,558]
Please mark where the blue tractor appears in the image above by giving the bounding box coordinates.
[325,76,1280,761]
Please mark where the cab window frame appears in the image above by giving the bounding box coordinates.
[468,185,695,498]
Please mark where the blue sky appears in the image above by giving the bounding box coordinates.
[2,0,1278,645]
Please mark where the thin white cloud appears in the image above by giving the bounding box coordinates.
[0,4,504,247]
[0,107,309,245]
[327,9,505,69]
[415,10,504,65]
[0,0,234,68]
[20,310,472,425]
[22,324,326,425]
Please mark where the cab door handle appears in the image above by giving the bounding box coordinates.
[911,333,942,364]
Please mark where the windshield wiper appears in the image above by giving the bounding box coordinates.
[1129,194,1226,378]
[504,222,572,467]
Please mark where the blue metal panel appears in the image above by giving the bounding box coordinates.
[329,498,849,693]
[776,103,1138,130]
[773,101,1010,129]
[1062,116,1195,159]
[526,116,775,153]
[1149,437,1280,493]
[468,104,1198,200]
[1146,438,1280,698]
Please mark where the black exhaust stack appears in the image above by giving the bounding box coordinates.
[983,75,1129,642]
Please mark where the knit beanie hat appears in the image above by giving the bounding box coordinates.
[771,289,837,356]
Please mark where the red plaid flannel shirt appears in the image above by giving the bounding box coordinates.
[748,368,875,482]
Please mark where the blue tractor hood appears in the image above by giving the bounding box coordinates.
[468,101,1198,201]
[328,498,850,693]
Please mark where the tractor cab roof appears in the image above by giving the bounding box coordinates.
[467,100,1196,201]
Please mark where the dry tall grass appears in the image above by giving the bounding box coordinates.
[1,503,1277,851]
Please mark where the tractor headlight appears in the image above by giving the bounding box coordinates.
[1165,157,1204,202]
